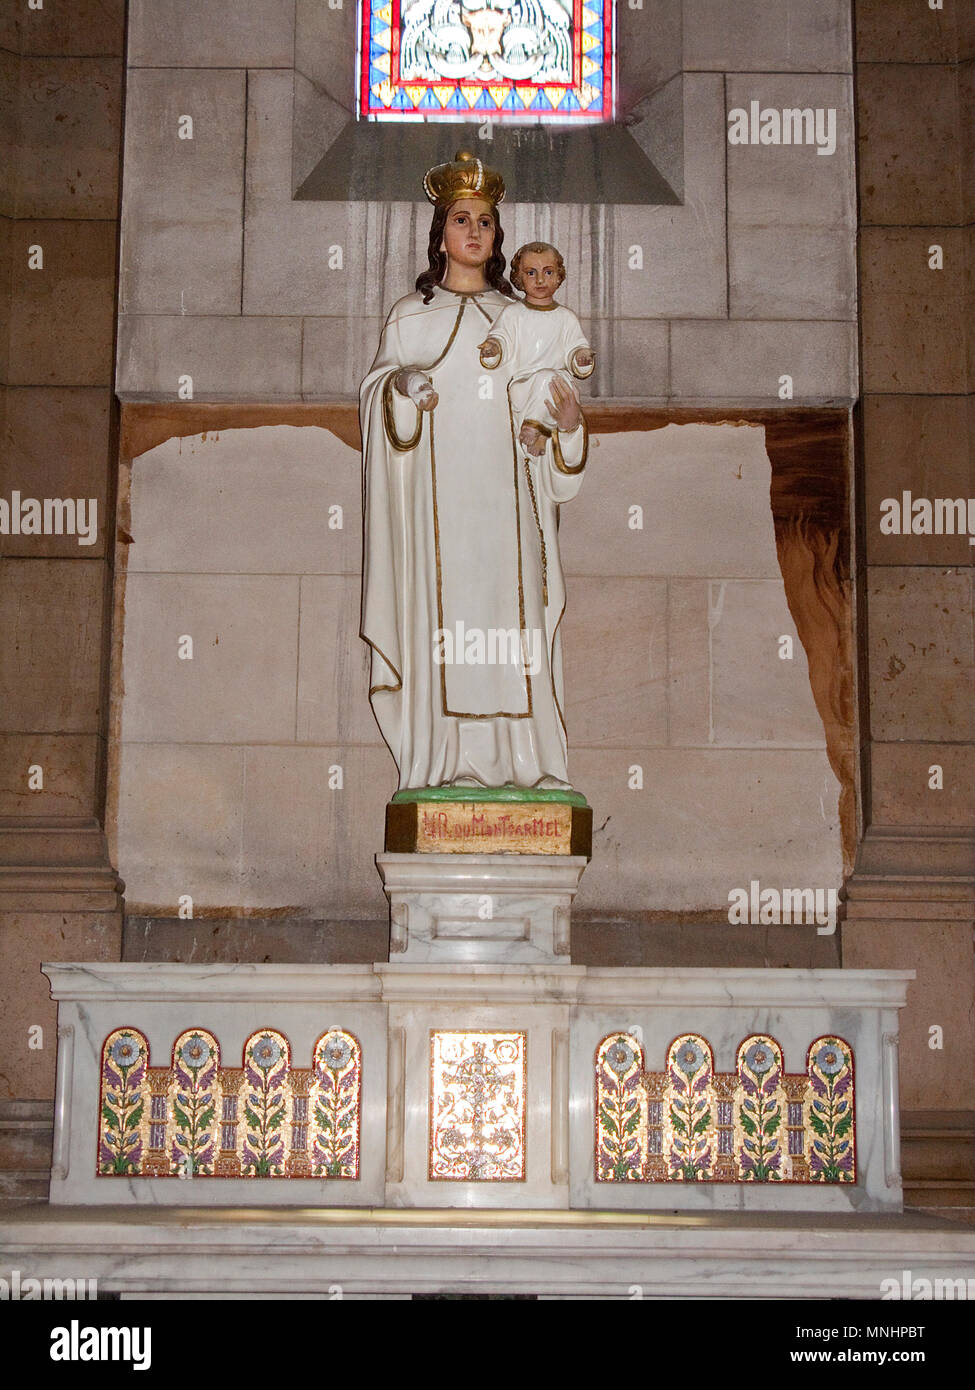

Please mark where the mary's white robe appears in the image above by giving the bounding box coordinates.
[359,284,587,791]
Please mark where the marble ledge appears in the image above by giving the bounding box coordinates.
[2,1208,973,1301]
[43,962,915,1008]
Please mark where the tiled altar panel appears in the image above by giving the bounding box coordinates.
[50,988,387,1206]
[569,1002,894,1211]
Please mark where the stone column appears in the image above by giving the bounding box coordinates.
[846,0,975,1214]
[0,0,125,1194]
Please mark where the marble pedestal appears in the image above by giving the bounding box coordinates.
[43,963,912,1214]
[376,852,587,961]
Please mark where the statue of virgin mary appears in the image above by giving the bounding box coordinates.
[359,151,588,792]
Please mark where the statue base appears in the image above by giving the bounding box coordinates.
[385,788,593,858]
[377,852,587,962]
[380,789,592,962]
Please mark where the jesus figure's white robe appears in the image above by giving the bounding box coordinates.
[359,284,588,790]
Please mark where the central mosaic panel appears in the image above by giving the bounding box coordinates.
[429,1030,527,1180]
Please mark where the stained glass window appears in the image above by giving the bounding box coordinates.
[358,0,615,123]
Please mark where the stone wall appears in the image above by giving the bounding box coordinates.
[112,414,844,931]
[844,1,975,1143]
[0,0,125,1122]
[115,0,858,405]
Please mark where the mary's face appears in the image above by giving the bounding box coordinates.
[441,198,496,270]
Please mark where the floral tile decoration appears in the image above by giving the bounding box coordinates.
[98,1026,361,1178]
[429,1030,527,1181]
[596,1031,855,1184]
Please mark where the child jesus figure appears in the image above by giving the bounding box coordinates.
[479,241,595,459]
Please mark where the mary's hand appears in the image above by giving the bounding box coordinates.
[394,368,439,412]
[547,376,582,433]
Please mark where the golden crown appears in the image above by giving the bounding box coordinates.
[422,150,506,209]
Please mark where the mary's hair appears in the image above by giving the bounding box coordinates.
[416,204,515,304]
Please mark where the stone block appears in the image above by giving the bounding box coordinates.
[116,314,303,398]
[119,573,301,743]
[860,228,968,394]
[119,69,245,315]
[729,225,856,320]
[0,387,112,558]
[243,73,359,316]
[843,921,975,1111]
[8,220,116,385]
[569,746,842,914]
[0,732,100,817]
[128,0,295,68]
[126,425,362,575]
[10,0,125,56]
[560,422,783,579]
[857,65,963,226]
[710,579,826,747]
[961,60,975,226]
[961,8,975,61]
[303,315,378,399]
[855,0,957,63]
[684,0,852,73]
[243,205,353,316]
[670,321,857,401]
[0,4,18,52]
[0,558,106,732]
[295,576,379,748]
[617,75,726,319]
[562,577,668,748]
[628,74,684,203]
[862,396,974,567]
[869,742,975,828]
[0,217,10,378]
[0,911,121,1101]
[606,320,670,396]
[240,746,403,917]
[292,71,349,192]
[969,224,975,391]
[114,743,244,914]
[867,567,975,741]
[0,52,16,217]
[667,578,710,746]
[617,0,682,112]
[294,0,356,103]
[14,56,121,219]
[726,75,856,231]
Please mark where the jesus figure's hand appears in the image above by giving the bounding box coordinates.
[519,423,546,457]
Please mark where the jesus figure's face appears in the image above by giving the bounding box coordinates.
[442,198,496,272]
[518,250,561,304]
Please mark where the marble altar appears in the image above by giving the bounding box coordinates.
[43,962,912,1214]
